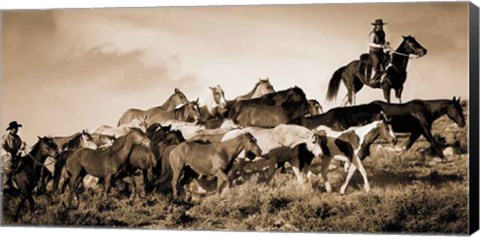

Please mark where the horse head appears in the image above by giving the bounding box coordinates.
[447,96,466,128]
[255,77,276,96]
[37,136,60,159]
[80,130,98,149]
[242,132,262,159]
[128,128,152,148]
[307,99,324,116]
[377,117,397,145]
[169,88,190,107]
[209,85,227,109]
[184,99,201,122]
[401,35,427,57]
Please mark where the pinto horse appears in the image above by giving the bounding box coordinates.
[165,133,262,199]
[145,100,201,127]
[198,85,228,120]
[290,103,384,131]
[314,118,397,194]
[9,136,59,221]
[326,35,427,105]
[117,88,190,126]
[65,128,151,207]
[370,97,466,158]
[234,78,275,101]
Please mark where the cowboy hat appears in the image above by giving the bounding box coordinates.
[6,121,22,130]
[371,19,387,25]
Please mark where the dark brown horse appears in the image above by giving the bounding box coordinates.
[9,136,59,221]
[65,128,151,207]
[117,88,190,126]
[327,35,427,105]
[236,101,310,128]
[289,103,385,131]
[228,86,307,120]
[370,97,466,157]
[162,133,262,199]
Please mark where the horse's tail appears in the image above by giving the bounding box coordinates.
[326,66,346,101]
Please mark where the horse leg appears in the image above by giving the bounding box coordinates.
[265,157,278,185]
[421,126,444,158]
[340,155,370,194]
[405,132,421,151]
[27,194,35,217]
[171,169,182,200]
[123,176,137,200]
[290,157,305,187]
[341,94,350,107]
[103,175,112,200]
[382,86,391,103]
[14,196,27,222]
[214,170,229,194]
[395,87,403,103]
[320,156,333,193]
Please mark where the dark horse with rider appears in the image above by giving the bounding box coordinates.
[326,19,428,106]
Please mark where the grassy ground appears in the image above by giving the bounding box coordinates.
[1,104,469,234]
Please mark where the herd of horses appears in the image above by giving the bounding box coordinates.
[3,35,467,222]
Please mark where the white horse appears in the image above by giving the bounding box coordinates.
[94,116,147,138]
[199,85,228,119]
[235,78,275,101]
[163,119,239,140]
[313,118,397,194]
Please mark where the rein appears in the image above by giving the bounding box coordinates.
[23,144,57,168]
[386,46,420,59]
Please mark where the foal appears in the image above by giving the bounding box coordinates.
[314,118,397,194]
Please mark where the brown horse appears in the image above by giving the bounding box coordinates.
[326,35,427,105]
[65,128,151,207]
[145,100,201,127]
[117,88,190,126]
[163,133,262,199]
[235,101,310,128]
[9,136,59,221]
[307,99,324,116]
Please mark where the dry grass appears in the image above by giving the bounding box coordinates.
[1,105,469,234]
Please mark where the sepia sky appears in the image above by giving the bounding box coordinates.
[1,2,470,144]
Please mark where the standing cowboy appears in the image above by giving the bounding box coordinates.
[1,121,25,189]
[368,19,390,85]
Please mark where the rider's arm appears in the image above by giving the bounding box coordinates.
[1,136,13,153]
[369,33,385,49]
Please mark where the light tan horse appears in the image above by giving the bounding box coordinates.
[94,116,147,138]
[117,88,189,126]
[234,78,275,101]
[145,100,201,127]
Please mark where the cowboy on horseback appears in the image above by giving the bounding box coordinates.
[1,121,26,189]
[368,19,390,85]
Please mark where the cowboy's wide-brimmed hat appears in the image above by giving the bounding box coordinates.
[6,121,22,131]
[371,19,387,26]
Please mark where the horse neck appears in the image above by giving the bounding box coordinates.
[358,125,381,152]
[424,100,451,120]
[158,94,179,110]
[241,85,258,99]
[222,137,246,162]
[113,135,135,160]
[205,95,218,114]
[353,121,382,144]
[392,42,410,71]
[24,143,48,175]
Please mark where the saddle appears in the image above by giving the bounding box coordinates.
[358,53,390,87]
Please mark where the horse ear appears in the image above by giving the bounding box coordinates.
[174,88,180,93]
[452,96,456,101]
[457,96,461,102]
[209,86,214,90]
[37,136,42,140]
[196,97,199,103]
[402,35,407,39]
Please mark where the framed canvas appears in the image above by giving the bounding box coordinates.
[0,0,479,235]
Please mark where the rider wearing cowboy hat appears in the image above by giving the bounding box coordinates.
[368,19,390,85]
[1,121,25,189]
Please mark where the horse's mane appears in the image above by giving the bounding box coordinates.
[108,134,128,156]
[25,139,42,159]
[63,133,83,151]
